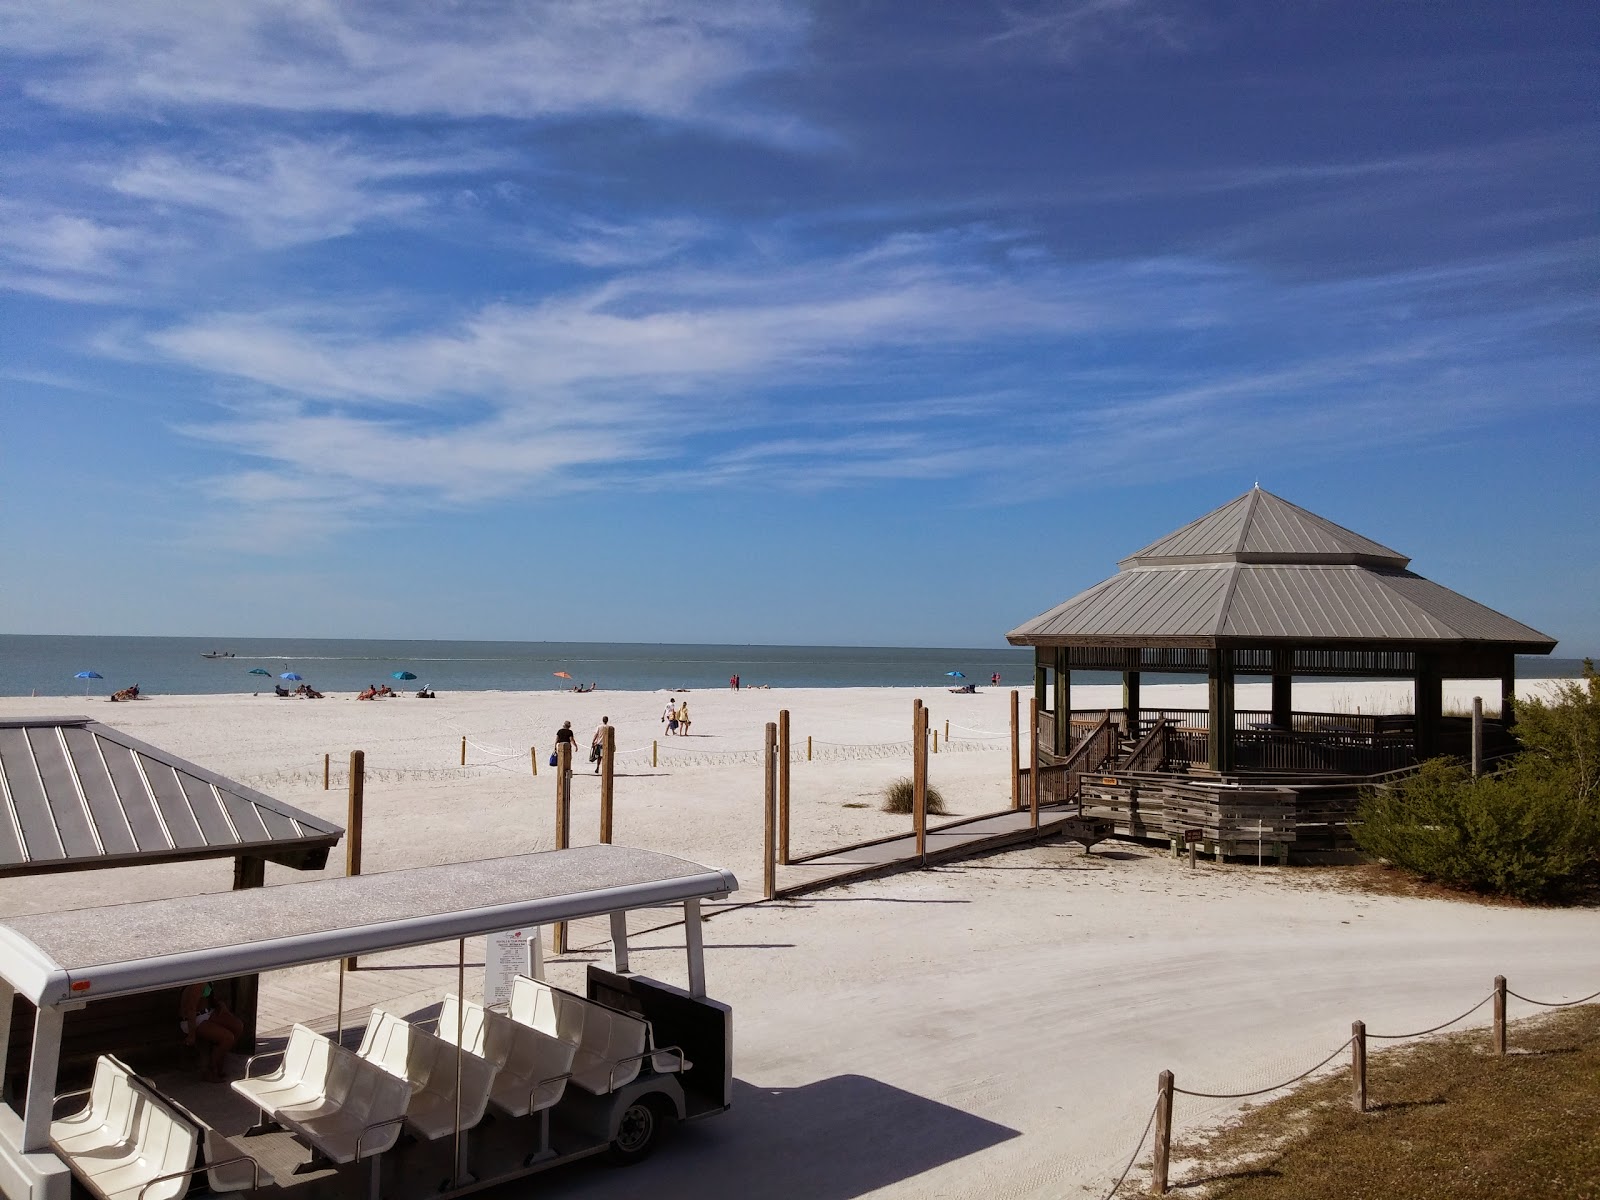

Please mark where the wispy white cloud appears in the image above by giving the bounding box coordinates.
[110,138,503,247]
[528,215,710,268]
[2,0,811,141]
[984,0,1189,59]
[0,197,148,300]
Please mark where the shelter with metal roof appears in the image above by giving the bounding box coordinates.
[0,716,341,879]
[1008,487,1556,773]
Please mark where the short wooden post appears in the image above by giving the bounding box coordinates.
[1471,697,1484,777]
[599,726,615,844]
[1028,698,1040,829]
[1010,690,1021,810]
[915,705,928,858]
[944,718,949,742]
[1493,975,1506,1055]
[1351,1020,1367,1112]
[323,752,330,791]
[807,734,812,761]
[932,728,939,754]
[530,746,538,776]
[344,750,364,970]
[460,735,466,766]
[778,709,791,866]
[1188,841,1196,870]
[763,722,777,900]
[1151,1069,1174,1196]
[652,739,658,768]
[554,743,572,953]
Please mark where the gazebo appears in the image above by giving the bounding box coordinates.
[1007,487,1557,779]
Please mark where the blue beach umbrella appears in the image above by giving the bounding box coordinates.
[392,671,417,680]
[280,672,303,682]
[945,671,966,679]
[75,670,102,695]
[248,667,272,676]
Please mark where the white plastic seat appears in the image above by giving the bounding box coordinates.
[50,1054,139,1159]
[360,1007,498,1142]
[232,1024,332,1115]
[509,976,652,1096]
[274,1043,412,1165]
[52,1065,201,1200]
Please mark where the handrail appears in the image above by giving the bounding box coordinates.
[1120,717,1169,773]
[138,1156,262,1200]
[607,1045,687,1091]
[1055,715,1116,804]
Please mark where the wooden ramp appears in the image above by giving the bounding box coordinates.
[775,804,1096,898]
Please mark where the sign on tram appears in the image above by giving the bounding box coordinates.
[485,927,542,1007]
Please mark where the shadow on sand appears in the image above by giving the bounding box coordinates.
[551,1074,1019,1200]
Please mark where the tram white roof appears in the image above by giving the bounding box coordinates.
[0,844,736,1007]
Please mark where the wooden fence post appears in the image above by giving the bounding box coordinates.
[1471,697,1484,777]
[554,743,571,953]
[1493,975,1506,1055]
[915,705,928,859]
[344,750,364,971]
[1010,690,1021,810]
[1351,1020,1367,1112]
[652,739,658,768]
[763,722,777,900]
[1028,698,1040,829]
[778,710,791,866]
[933,728,939,754]
[599,726,615,844]
[945,718,950,743]
[807,734,812,761]
[530,746,537,776]
[1151,1069,1174,1196]
[323,752,330,791]
[460,735,466,766]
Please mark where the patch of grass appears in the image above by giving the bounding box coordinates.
[881,776,947,816]
[1174,1004,1600,1199]
[841,802,869,809]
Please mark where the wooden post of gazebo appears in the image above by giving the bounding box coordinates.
[1414,653,1443,760]
[1053,648,1070,755]
[1270,648,1293,729]
[1207,649,1236,773]
[1122,666,1140,736]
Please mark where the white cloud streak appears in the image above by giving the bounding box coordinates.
[2,0,809,139]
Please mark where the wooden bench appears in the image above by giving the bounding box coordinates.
[436,993,574,1120]
[510,976,685,1096]
[358,1009,497,1142]
[49,1054,260,1200]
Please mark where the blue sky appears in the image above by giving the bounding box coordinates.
[2,1,1595,652]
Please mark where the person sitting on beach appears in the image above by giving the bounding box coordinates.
[357,685,377,700]
[377,683,394,697]
[415,686,435,698]
[275,684,291,697]
[180,981,244,1082]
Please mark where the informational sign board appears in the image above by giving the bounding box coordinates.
[484,928,542,1008]
[1183,828,1205,843]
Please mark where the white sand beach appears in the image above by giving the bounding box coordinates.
[0,679,1592,1197]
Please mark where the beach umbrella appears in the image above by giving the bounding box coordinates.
[553,671,572,680]
[945,671,966,678]
[392,671,417,680]
[248,667,271,676]
[75,670,102,694]
[280,672,303,681]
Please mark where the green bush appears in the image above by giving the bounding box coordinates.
[882,776,948,816]
[1512,657,1600,805]
[1355,758,1600,901]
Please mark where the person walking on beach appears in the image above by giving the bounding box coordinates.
[554,720,577,770]
[591,716,609,773]
[662,697,679,735]
[676,698,691,736]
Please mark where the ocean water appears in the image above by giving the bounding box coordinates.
[0,635,1044,697]
[0,636,1584,699]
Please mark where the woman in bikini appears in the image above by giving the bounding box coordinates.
[180,981,245,1082]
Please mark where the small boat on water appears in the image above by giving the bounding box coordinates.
[199,650,235,659]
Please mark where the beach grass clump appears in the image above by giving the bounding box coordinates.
[882,777,947,816]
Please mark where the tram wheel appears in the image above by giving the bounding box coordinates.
[609,1095,670,1165]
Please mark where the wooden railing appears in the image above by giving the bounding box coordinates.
[1119,717,1170,773]
[1059,715,1117,804]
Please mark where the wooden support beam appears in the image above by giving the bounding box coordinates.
[599,725,615,842]
[344,750,364,971]
[1010,690,1021,810]
[763,722,777,900]
[1270,672,1293,730]
[778,709,791,865]
[1028,697,1040,829]
[1122,670,1141,735]
[914,705,928,859]
[1414,653,1443,759]
[1053,648,1070,756]
[1208,650,1236,773]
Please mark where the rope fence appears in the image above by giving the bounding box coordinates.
[1107,973,1600,1198]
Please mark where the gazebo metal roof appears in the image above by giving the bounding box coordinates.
[1009,488,1557,653]
[0,717,342,878]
